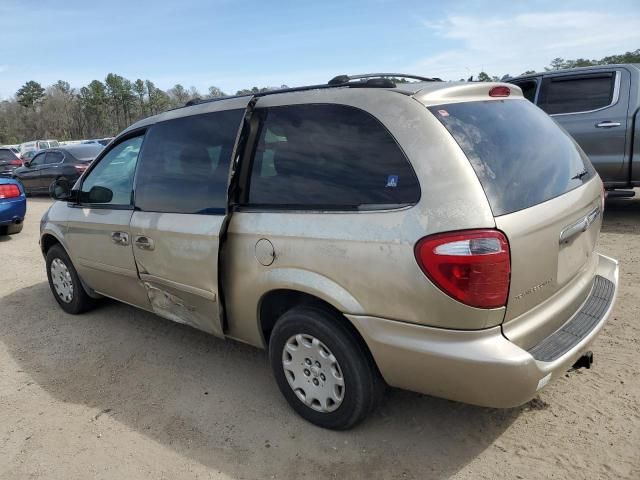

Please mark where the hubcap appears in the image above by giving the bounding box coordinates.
[282,334,345,413]
[50,258,74,303]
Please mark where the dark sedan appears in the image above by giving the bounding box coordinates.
[0,147,23,177]
[13,144,103,195]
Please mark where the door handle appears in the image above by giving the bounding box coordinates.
[134,235,155,251]
[595,121,621,128]
[111,231,130,246]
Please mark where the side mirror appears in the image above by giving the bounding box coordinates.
[49,178,71,200]
[24,161,31,168]
[87,185,113,203]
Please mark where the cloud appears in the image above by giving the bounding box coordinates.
[414,10,640,79]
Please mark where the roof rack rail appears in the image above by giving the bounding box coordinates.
[328,73,441,86]
[179,73,440,109]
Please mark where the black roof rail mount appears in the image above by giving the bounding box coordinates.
[328,73,442,86]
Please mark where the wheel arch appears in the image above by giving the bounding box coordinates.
[257,289,380,376]
[41,232,63,255]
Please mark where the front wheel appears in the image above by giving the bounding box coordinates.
[46,244,96,314]
[269,306,384,430]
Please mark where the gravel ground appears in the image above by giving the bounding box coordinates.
[1,195,638,480]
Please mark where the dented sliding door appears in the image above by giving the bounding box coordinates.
[129,102,248,337]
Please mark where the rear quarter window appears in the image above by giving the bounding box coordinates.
[247,104,420,209]
[539,73,615,114]
[429,99,595,216]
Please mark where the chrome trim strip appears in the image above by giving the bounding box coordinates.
[559,206,600,244]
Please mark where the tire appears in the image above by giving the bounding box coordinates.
[46,244,96,314]
[6,222,23,235]
[269,305,384,430]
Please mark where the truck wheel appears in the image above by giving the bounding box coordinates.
[269,305,383,430]
[46,244,96,314]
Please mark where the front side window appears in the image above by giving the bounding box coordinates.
[30,152,46,166]
[539,73,615,114]
[247,104,420,209]
[80,135,143,206]
[134,109,244,214]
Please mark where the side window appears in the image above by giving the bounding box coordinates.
[0,149,14,161]
[30,152,47,166]
[80,135,143,206]
[511,80,538,103]
[247,104,420,208]
[45,151,64,164]
[539,73,615,114]
[134,109,244,215]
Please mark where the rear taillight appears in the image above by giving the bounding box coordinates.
[415,230,511,309]
[10,159,22,166]
[0,184,21,199]
[75,164,88,172]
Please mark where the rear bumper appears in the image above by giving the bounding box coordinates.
[0,196,27,225]
[348,253,619,408]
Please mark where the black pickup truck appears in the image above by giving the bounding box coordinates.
[509,64,640,196]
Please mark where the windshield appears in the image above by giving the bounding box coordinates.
[429,99,595,216]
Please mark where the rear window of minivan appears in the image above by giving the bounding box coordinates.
[429,99,595,216]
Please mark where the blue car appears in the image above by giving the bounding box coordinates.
[0,177,26,235]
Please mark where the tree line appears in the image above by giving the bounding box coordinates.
[0,77,287,144]
[1,48,638,145]
[473,48,639,82]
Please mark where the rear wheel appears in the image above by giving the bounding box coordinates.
[269,305,383,429]
[46,244,96,314]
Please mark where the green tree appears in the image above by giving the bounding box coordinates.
[168,84,190,105]
[80,80,109,136]
[477,71,492,82]
[133,79,147,117]
[16,80,45,108]
[207,86,226,98]
[546,57,566,71]
[598,48,640,65]
[145,80,170,115]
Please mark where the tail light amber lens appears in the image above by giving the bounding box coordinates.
[415,230,511,308]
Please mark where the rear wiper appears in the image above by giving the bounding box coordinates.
[571,170,588,180]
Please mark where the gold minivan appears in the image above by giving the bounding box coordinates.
[41,74,619,429]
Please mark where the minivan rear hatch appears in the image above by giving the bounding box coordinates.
[428,97,602,348]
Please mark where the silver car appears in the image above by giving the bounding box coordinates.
[41,74,619,429]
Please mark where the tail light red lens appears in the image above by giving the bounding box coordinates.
[489,86,510,97]
[415,230,511,309]
[0,184,21,199]
[74,164,88,172]
[10,159,22,166]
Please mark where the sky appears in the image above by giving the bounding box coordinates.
[0,0,639,98]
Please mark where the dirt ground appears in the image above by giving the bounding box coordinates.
[1,195,638,480]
